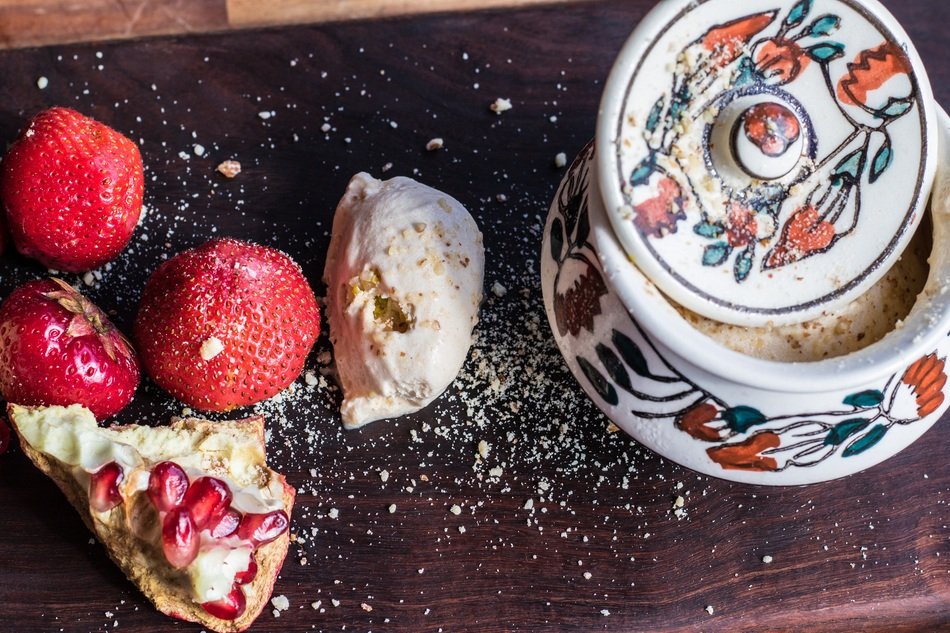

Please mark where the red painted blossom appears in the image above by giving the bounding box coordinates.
[707,432,781,471]
[837,42,912,115]
[701,12,777,67]
[900,354,946,418]
[754,38,810,85]
[633,176,686,238]
[724,203,758,248]
[553,262,608,338]
[675,403,720,442]
[741,103,801,158]
[764,205,834,269]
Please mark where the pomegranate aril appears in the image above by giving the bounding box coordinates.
[182,476,232,529]
[234,558,257,585]
[201,584,246,620]
[89,461,124,513]
[236,510,289,546]
[208,508,241,539]
[162,506,199,569]
[147,461,189,512]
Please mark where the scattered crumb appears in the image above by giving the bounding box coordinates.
[331,599,341,607]
[311,601,322,610]
[490,98,512,114]
[328,508,339,519]
[449,504,462,515]
[554,152,567,168]
[216,160,241,178]
[706,605,715,615]
[199,336,224,361]
[361,602,373,612]
[388,504,396,514]
[491,281,507,297]
[477,439,490,459]
[37,76,48,90]
[193,144,205,157]
[380,469,390,482]
[762,555,773,564]
[426,138,444,151]
[271,595,289,611]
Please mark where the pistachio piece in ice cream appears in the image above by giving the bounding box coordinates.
[324,172,485,428]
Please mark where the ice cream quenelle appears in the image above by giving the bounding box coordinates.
[324,172,485,428]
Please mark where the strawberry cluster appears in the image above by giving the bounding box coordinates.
[0,107,320,432]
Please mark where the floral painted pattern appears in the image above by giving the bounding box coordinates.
[629,0,920,282]
[572,308,946,473]
[544,143,944,477]
[549,142,609,339]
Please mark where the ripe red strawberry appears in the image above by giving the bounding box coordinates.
[0,278,140,419]
[134,238,319,412]
[0,107,144,272]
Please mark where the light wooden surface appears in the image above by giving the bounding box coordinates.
[0,0,592,49]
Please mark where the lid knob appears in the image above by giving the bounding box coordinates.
[733,101,803,180]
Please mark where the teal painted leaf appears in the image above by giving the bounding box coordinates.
[702,241,731,266]
[823,418,871,446]
[577,355,619,406]
[722,406,767,433]
[870,142,892,184]
[843,389,884,408]
[806,42,845,62]
[878,99,913,119]
[693,221,724,239]
[630,159,654,187]
[833,149,864,182]
[807,14,840,36]
[842,424,888,457]
[785,0,813,27]
[596,343,632,394]
[734,248,753,283]
[550,217,565,262]
[611,329,652,378]
[646,97,665,134]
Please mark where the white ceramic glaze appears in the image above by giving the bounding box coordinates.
[541,103,949,484]
[596,0,937,327]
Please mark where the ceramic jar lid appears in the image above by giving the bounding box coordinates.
[597,0,938,326]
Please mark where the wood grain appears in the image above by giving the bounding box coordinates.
[0,1,947,632]
[0,0,596,49]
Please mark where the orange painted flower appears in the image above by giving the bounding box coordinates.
[676,402,720,442]
[553,261,608,338]
[837,42,913,116]
[741,102,801,158]
[754,38,810,85]
[701,11,777,67]
[707,432,781,471]
[899,353,946,418]
[724,203,758,248]
[764,205,834,269]
[633,175,686,238]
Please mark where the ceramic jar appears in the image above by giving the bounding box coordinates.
[541,0,950,485]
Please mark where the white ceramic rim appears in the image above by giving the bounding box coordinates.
[595,0,939,328]
[590,106,950,394]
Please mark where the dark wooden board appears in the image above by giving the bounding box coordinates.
[0,1,948,631]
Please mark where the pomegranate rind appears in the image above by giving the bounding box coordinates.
[7,404,296,633]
